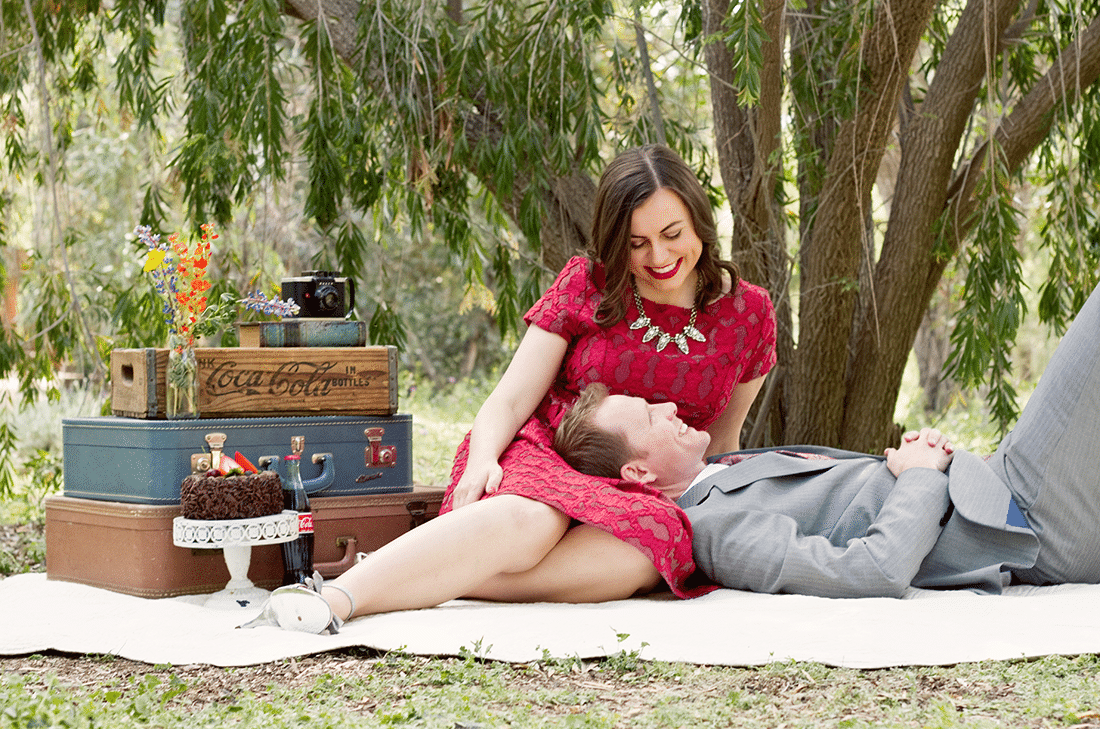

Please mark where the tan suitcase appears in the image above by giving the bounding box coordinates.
[44,487,445,598]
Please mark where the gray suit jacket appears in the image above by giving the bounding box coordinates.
[677,448,1040,598]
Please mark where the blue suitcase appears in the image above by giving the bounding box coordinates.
[62,414,413,505]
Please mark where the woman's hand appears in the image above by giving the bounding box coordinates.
[884,427,955,478]
[450,325,569,510]
[450,459,504,510]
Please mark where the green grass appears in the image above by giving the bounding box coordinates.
[5,651,1100,727]
[401,372,495,487]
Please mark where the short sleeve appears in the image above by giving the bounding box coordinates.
[523,256,597,341]
[737,282,778,383]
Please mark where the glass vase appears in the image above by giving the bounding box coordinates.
[166,335,200,419]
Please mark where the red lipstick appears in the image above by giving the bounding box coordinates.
[645,258,682,280]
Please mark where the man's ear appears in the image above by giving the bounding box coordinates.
[621,459,657,484]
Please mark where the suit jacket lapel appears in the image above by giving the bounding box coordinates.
[680,451,853,507]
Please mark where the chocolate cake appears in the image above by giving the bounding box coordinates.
[180,470,284,520]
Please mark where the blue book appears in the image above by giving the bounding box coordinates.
[237,320,368,347]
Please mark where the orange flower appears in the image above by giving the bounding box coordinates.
[139,222,222,348]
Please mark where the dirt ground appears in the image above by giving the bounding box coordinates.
[5,651,443,711]
[10,648,1100,729]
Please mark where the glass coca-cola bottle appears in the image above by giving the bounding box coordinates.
[280,453,315,585]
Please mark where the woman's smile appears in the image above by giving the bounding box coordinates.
[645,259,683,280]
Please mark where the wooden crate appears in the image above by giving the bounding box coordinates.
[111,346,398,418]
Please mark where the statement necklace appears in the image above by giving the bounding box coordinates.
[629,286,706,354]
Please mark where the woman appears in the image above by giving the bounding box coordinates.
[243,144,776,634]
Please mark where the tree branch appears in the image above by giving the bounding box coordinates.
[944,12,1100,253]
[634,7,666,146]
[703,0,793,446]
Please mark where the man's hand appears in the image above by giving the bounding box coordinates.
[884,427,955,478]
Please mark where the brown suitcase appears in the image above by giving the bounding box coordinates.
[44,486,445,598]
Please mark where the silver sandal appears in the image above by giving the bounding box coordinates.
[238,571,354,635]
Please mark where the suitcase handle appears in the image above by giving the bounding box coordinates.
[314,536,358,578]
[302,452,335,494]
[256,452,336,495]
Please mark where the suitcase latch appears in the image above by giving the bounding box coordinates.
[190,432,227,474]
[364,427,396,468]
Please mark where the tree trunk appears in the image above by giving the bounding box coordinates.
[843,4,1100,453]
[787,0,940,447]
[704,0,792,446]
[839,0,1022,453]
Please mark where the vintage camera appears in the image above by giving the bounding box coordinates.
[280,270,356,318]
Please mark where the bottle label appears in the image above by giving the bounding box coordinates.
[297,512,314,534]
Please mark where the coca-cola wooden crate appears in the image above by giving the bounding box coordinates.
[44,487,445,598]
[110,345,397,419]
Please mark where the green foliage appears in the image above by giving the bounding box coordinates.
[3,0,1100,458]
[112,0,171,134]
[301,15,351,230]
[0,0,708,382]
[721,0,766,107]
[945,147,1027,435]
[0,418,16,502]
[1034,83,1100,336]
[15,449,63,511]
[368,301,408,351]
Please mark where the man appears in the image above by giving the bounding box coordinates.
[553,279,1100,598]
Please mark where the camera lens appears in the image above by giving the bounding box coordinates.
[315,283,340,313]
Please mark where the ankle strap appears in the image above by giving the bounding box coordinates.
[323,583,357,621]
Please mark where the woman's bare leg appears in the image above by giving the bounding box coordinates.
[467,524,663,603]
[321,494,571,619]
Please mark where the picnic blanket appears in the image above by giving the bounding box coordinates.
[1,573,1098,669]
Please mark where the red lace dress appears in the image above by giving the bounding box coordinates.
[444,256,777,597]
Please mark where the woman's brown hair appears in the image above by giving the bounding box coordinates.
[587,144,740,325]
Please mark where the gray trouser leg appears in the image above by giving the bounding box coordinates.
[990,280,1100,584]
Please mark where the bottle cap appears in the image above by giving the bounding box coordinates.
[284,455,300,461]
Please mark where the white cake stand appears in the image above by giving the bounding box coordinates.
[172,510,299,609]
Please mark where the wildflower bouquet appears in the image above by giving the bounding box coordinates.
[137,223,215,348]
[135,223,300,417]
